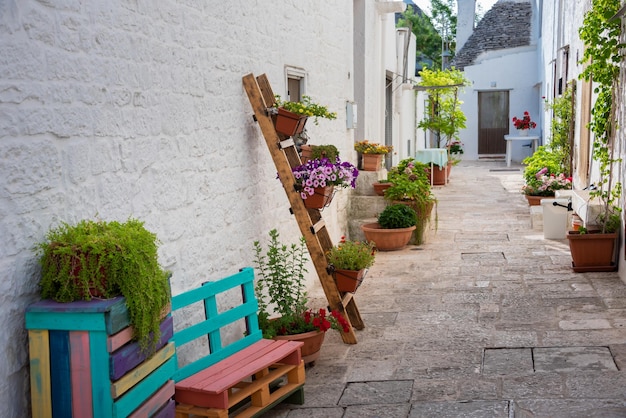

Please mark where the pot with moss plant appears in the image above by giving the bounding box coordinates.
[567,2,623,273]
[360,204,417,251]
[35,219,171,354]
[300,144,340,164]
[326,237,376,293]
[253,229,351,365]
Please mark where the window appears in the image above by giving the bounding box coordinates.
[284,67,307,102]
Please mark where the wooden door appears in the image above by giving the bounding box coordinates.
[478,91,509,154]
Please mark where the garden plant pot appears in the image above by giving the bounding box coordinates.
[360,222,416,251]
[566,230,618,272]
[299,144,313,164]
[372,182,392,196]
[274,107,308,136]
[431,164,446,185]
[333,268,366,293]
[525,194,553,206]
[303,186,334,209]
[361,154,383,171]
[274,330,325,365]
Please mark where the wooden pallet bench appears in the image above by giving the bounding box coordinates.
[170,267,305,418]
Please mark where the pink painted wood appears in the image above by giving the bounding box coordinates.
[69,331,93,418]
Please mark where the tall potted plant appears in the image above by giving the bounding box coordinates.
[253,229,351,364]
[36,219,171,354]
[566,0,622,271]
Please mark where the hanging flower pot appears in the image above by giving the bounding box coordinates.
[333,268,366,293]
[274,108,308,136]
[303,186,335,209]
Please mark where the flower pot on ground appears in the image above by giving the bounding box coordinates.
[326,237,376,293]
[361,204,418,251]
[521,152,572,205]
[566,230,618,272]
[291,157,358,209]
[253,230,351,364]
[430,164,447,185]
[36,219,171,354]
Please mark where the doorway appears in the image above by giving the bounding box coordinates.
[478,91,509,155]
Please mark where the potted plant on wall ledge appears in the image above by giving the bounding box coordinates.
[354,140,393,171]
[36,219,171,354]
[567,0,622,272]
[253,229,351,365]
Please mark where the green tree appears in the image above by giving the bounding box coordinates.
[417,68,469,149]
[397,5,442,70]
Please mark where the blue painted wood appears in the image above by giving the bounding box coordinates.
[89,331,113,418]
[25,297,130,334]
[152,399,175,418]
[170,267,265,382]
[113,357,177,418]
[49,330,72,418]
[110,316,174,381]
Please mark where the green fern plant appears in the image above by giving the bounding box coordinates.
[36,219,170,354]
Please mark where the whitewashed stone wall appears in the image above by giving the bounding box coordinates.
[0,1,353,416]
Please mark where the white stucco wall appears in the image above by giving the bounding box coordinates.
[459,46,540,162]
[0,1,354,415]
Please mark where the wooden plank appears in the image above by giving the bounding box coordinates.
[108,307,171,353]
[151,398,175,418]
[26,311,108,332]
[113,357,177,418]
[28,329,52,418]
[69,331,94,418]
[49,330,72,417]
[127,380,174,418]
[110,342,176,399]
[171,268,254,311]
[26,297,126,314]
[110,316,174,381]
[89,330,113,418]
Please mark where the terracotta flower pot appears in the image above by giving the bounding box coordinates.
[372,182,392,196]
[333,268,366,293]
[566,230,618,272]
[303,186,334,209]
[525,194,554,206]
[360,222,416,251]
[274,330,326,365]
[274,108,308,136]
[361,154,383,171]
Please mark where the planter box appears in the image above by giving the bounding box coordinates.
[566,231,618,272]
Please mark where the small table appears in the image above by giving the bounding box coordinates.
[415,148,448,185]
[504,134,539,167]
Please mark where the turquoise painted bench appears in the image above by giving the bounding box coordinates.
[170,267,305,418]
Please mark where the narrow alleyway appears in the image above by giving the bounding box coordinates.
[269,160,626,417]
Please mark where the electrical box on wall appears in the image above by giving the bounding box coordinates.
[346,101,357,129]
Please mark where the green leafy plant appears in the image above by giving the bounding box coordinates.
[578,0,623,233]
[545,84,574,175]
[521,146,567,196]
[326,236,376,271]
[36,219,170,354]
[310,144,340,161]
[377,204,418,229]
[253,229,349,338]
[274,95,337,125]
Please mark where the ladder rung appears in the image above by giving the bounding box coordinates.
[310,219,326,234]
[341,292,354,306]
[279,138,295,149]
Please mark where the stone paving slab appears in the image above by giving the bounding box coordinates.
[276,162,626,417]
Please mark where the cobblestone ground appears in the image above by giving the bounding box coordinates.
[266,160,626,418]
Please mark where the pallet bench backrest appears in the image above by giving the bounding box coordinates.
[170,267,262,382]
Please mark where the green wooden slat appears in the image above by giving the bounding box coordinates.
[171,268,254,310]
[203,293,223,352]
[89,331,113,418]
[25,311,107,332]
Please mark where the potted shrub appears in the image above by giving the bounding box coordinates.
[326,236,376,293]
[35,219,170,354]
[567,0,622,272]
[384,158,437,245]
[291,157,359,209]
[354,140,393,171]
[273,95,337,136]
[360,204,418,251]
[521,146,570,205]
[253,229,351,364]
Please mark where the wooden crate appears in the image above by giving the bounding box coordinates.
[25,297,175,418]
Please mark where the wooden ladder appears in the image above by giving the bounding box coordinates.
[242,73,363,344]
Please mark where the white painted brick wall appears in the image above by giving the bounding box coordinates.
[0,1,353,415]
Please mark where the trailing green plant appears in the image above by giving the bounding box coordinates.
[36,219,170,354]
[253,229,350,338]
[310,144,340,161]
[578,0,623,233]
[417,68,470,149]
[377,204,418,229]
